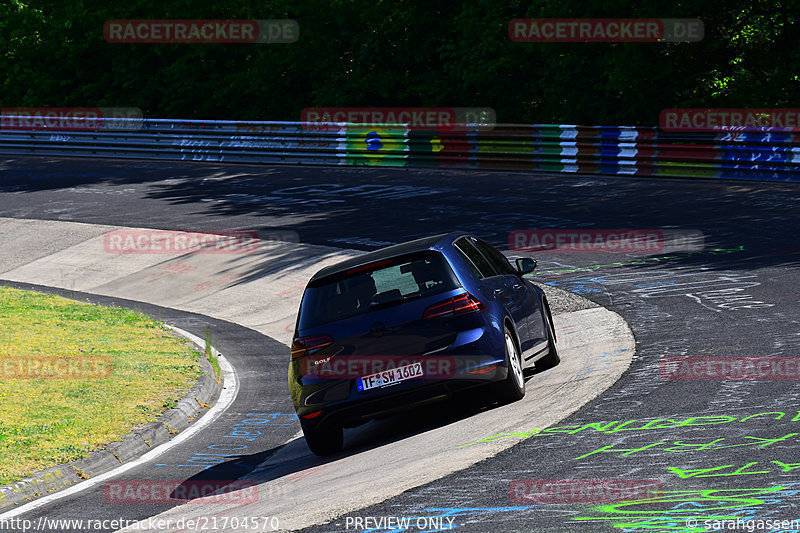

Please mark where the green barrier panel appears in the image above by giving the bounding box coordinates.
[345,124,408,167]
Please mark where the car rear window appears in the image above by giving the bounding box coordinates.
[298,251,460,330]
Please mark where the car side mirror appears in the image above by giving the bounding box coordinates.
[515,257,537,275]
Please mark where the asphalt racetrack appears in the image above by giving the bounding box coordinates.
[0,156,799,532]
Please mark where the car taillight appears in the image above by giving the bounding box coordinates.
[346,259,392,275]
[291,335,333,360]
[423,292,486,319]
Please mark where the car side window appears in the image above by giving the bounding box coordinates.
[454,238,498,279]
[472,238,517,275]
[454,244,483,279]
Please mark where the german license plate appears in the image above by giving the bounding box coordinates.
[357,362,424,391]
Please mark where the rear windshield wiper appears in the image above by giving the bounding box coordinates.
[369,292,424,310]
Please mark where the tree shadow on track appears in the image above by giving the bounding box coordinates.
[4,155,800,279]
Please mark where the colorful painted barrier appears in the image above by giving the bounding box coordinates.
[0,117,798,182]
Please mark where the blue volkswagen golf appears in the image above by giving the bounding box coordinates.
[288,232,559,455]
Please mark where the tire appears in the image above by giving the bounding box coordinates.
[300,418,343,456]
[492,324,525,403]
[536,301,560,370]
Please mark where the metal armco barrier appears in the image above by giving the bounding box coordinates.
[1,118,798,182]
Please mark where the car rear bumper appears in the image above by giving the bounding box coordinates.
[290,325,509,428]
[298,373,502,429]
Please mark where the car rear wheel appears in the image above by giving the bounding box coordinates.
[300,418,343,456]
[536,302,560,370]
[492,325,525,403]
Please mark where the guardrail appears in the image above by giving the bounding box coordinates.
[1,117,798,182]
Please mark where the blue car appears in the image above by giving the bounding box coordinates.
[288,232,559,455]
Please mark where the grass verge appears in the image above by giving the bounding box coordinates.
[204,326,221,384]
[0,286,203,485]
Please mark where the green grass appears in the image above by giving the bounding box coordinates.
[204,326,221,384]
[0,287,203,485]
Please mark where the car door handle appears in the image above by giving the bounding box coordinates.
[494,288,504,296]
[512,283,523,290]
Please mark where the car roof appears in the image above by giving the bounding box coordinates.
[310,231,469,282]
